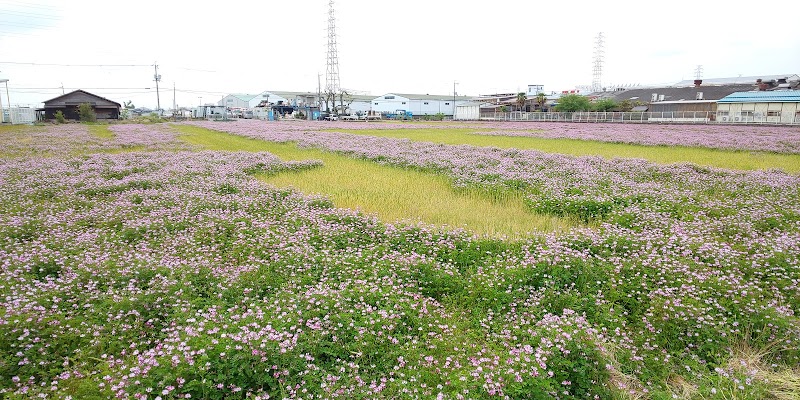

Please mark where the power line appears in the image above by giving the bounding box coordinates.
[0,10,62,20]
[0,0,64,11]
[0,61,152,67]
[10,87,152,90]
[0,20,56,29]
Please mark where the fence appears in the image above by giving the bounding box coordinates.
[1,107,37,124]
[480,111,800,125]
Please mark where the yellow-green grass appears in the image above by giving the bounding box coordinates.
[88,124,114,139]
[332,128,800,174]
[176,125,577,237]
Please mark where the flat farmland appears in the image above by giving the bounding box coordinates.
[1,121,799,399]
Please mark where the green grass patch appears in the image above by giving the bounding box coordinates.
[87,124,115,139]
[176,125,576,237]
[333,128,800,174]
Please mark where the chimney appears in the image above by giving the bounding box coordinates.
[694,79,702,87]
[757,78,769,91]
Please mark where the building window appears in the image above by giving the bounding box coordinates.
[795,111,800,122]
[767,111,781,117]
[227,99,234,102]
[384,96,395,99]
[717,111,729,117]
[741,111,754,118]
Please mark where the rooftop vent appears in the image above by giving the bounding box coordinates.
[694,79,702,87]
[696,92,704,100]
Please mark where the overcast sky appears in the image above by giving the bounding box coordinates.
[1,0,799,109]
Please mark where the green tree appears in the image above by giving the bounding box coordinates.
[499,105,509,113]
[591,98,617,112]
[516,92,527,111]
[554,94,590,112]
[617,99,634,112]
[535,92,547,111]
[54,110,65,123]
[78,103,97,122]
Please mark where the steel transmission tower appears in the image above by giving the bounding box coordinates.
[694,65,704,80]
[325,0,341,97]
[592,32,604,93]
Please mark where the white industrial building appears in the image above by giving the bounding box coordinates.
[248,91,320,108]
[370,93,473,117]
[218,94,257,108]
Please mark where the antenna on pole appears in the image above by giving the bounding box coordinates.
[592,32,604,93]
[694,65,704,80]
[325,0,341,111]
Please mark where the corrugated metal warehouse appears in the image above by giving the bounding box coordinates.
[717,91,800,124]
[370,93,472,116]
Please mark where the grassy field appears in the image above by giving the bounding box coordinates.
[177,125,577,237]
[87,123,114,139]
[332,127,800,173]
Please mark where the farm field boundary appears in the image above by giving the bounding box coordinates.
[176,125,576,237]
[331,127,800,174]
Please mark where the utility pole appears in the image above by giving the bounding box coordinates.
[153,63,161,112]
[453,81,458,118]
[173,82,176,112]
[317,73,322,112]
[60,82,64,94]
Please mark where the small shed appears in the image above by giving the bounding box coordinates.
[455,103,482,120]
[39,90,121,120]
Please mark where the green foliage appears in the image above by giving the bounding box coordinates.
[78,103,97,122]
[535,92,548,110]
[516,92,527,111]
[499,105,509,113]
[591,98,617,112]
[145,113,165,123]
[422,113,446,121]
[54,110,66,123]
[554,94,591,112]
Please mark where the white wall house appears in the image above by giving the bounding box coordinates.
[218,94,256,109]
[370,93,473,116]
[717,91,800,124]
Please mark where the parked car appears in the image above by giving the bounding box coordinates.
[324,114,339,121]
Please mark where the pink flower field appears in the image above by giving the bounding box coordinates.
[1,121,798,399]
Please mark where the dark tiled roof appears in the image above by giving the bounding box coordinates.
[42,89,122,107]
[608,84,756,102]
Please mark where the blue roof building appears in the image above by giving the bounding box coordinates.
[717,91,800,124]
[718,91,800,103]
